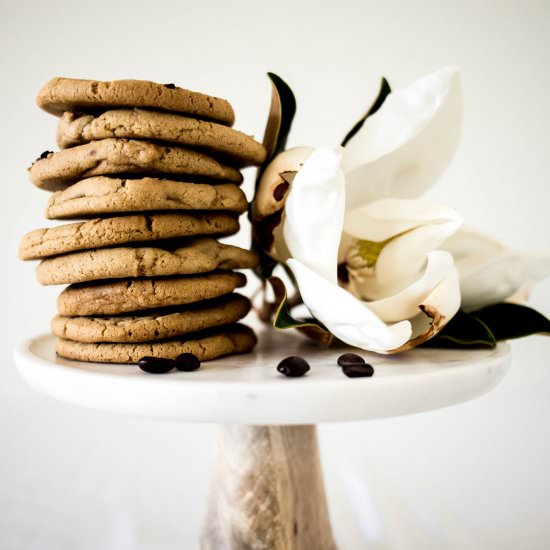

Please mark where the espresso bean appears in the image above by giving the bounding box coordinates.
[175,353,201,372]
[342,364,374,378]
[277,356,310,377]
[337,352,365,367]
[138,356,175,374]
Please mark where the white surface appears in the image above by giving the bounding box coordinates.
[15,329,511,424]
[2,0,550,548]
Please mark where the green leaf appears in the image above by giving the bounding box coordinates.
[421,310,497,349]
[341,77,391,147]
[470,303,550,340]
[421,303,550,349]
[260,73,297,167]
[268,276,333,345]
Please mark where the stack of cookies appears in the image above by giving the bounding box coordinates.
[20,77,265,364]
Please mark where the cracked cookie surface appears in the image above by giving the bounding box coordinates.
[37,238,258,285]
[45,177,247,219]
[57,271,247,316]
[29,139,243,191]
[20,212,239,260]
[58,110,265,166]
[55,323,257,363]
[37,77,235,125]
[52,293,251,343]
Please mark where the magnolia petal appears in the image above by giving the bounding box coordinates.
[252,147,314,263]
[505,284,533,304]
[252,146,314,221]
[374,210,461,294]
[271,218,292,264]
[441,227,505,275]
[366,251,457,322]
[287,259,412,353]
[443,228,550,310]
[459,253,550,311]
[283,148,346,284]
[344,199,461,299]
[390,266,461,353]
[344,198,462,242]
[342,67,462,206]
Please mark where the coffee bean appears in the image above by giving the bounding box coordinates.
[342,364,374,378]
[138,356,175,374]
[337,352,365,367]
[277,356,310,377]
[175,353,201,371]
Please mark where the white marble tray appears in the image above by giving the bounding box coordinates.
[14,326,511,424]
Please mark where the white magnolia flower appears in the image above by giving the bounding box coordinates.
[254,66,549,352]
[283,147,462,353]
[252,67,463,352]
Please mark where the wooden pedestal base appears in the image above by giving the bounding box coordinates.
[198,425,337,550]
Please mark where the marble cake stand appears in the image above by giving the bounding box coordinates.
[14,327,511,549]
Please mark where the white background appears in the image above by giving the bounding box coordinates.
[2,0,550,548]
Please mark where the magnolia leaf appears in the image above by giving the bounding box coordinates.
[471,303,550,340]
[251,235,278,279]
[341,77,391,147]
[421,309,496,349]
[268,276,333,345]
[251,73,297,279]
[261,73,297,167]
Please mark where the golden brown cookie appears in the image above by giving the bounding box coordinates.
[37,77,235,125]
[56,323,257,363]
[52,293,251,343]
[20,213,239,260]
[57,110,266,166]
[37,238,258,285]
[29,139,243,191]
[45,177,248,219]
[57,272,247,316]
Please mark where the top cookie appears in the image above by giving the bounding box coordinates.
[37,77,235,126]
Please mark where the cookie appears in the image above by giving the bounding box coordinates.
[37,238,258,285]
[37,77,235,126]
[56,323,257,363]
[20,213,239,260]
[45,177,247,220]
[52,293,251,343]
[29,139,243,191]
[57,110,266,166]
[57,271,247,316]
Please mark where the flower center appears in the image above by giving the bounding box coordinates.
[346,228,414,273]
[345,237,392,276]
[356,239,388,268]
[342,229,415,300]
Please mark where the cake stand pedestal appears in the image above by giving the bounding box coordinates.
[200,424,335,549]
[14,327,511,549]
